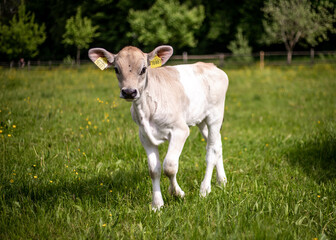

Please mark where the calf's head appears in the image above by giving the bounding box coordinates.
[88,45,173,101]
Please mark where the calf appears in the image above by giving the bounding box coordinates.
[88,45,229,210]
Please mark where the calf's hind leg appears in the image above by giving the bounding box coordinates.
[197,121,208,141]
[200,121,227,197]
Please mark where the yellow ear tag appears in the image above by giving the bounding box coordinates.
[150,55,162,68]
[94,57,108,70]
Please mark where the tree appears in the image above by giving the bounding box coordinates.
[128,0,205,51]
[262,0,336,64]
[0,2,46,60]
[62,7,99,65]
[228,27,253,63]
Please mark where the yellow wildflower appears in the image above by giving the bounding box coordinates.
[34,176,38,179]
[8,134,11,137]
[10,179,14,183]
[0,130,2,133]
[13,125,16,128]
[102,224,106,227]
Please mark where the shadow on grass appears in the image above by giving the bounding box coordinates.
[4,166,149,208]
[286,130,336,183]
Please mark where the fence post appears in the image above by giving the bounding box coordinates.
[48,60,52,70]
[28,61,31,71]
[183,52,188,64]
[219,53,225,68]
[310,48,314,65]
[260,51,264,70]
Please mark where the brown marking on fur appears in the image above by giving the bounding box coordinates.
[145,66,189,125]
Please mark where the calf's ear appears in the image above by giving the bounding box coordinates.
[148,45,173,66]
[88,48,115,69]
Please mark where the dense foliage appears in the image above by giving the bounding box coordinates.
[227,27,253,63]
[0,0,335,60]
[128,0,204,51]
[62,7,100,64]
[262,0,336,64]
[0,3,46,60]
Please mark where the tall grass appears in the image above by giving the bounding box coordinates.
[0,64,335,239]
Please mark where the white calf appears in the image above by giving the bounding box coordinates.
[88,45,229,210]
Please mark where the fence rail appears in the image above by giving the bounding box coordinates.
[171,50,336,69]
[1,50,335,70]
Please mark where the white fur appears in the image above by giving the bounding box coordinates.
[132,63,228,210]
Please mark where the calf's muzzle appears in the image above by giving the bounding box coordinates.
[121,88,138,99]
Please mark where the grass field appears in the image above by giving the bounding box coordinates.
[0,64,335,239]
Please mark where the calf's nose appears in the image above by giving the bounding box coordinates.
[121,88,138,99]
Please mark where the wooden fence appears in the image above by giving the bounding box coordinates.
[171,49,336,69]
[1,50,335,70]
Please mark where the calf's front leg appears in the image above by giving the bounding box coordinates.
[163,125,189,198]
[140,133,163,210]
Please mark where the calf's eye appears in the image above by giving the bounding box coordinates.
[140,67,147,75]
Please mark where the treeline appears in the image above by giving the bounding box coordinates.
[0,0,335,61]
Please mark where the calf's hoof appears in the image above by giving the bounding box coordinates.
[200,181,211,197]
[152,200,164,212]
[217,176,227,187]
[168,185,185,198]
[151,193,164,211]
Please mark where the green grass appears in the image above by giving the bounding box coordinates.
[0,64,335,239]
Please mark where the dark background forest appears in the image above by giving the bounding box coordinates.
[0,0,335,61]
